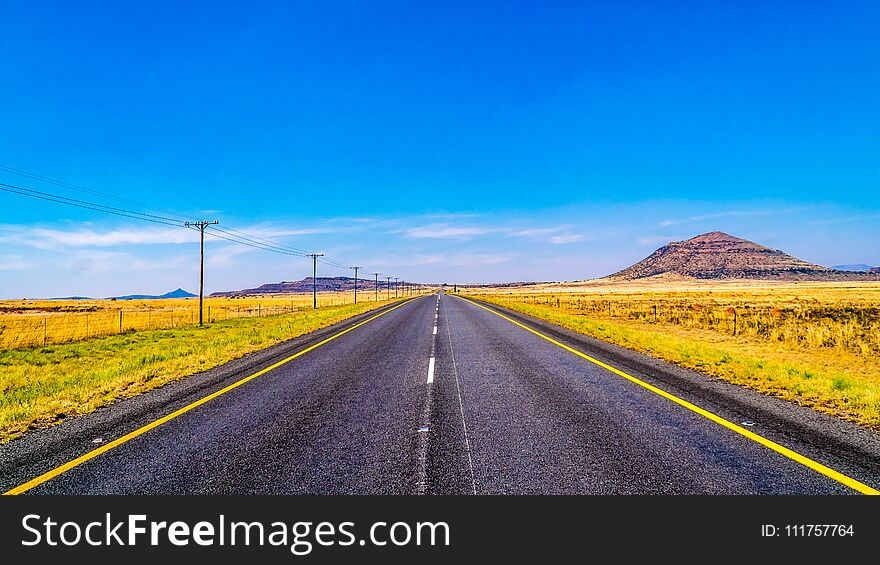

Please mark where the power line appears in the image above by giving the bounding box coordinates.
[207,224,314,256]
[306,254,324,309]
[0,163,193,222]
[185,220,219,326]
[205,225,312,257]
[0,180,359,266]
[0,175,414,292]
[0,183,186,227]
[350,266,361,304]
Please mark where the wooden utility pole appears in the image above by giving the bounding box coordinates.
[386,276,392,300]
[372,273,380,301]
[185,220,218,326]
[307,253,324,309]
[350,266,361,304]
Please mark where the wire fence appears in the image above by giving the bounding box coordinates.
[480,294,880,357]
[0,291,423,351]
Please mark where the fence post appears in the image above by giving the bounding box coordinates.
[119,310,123,333]
[733,309,738,336]
[653,304,657,323]
[43,317,47,346]
[208,306,211,323]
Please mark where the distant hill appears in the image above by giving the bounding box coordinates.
[832,264,876,272]
[211,277,404,297]
[112,288,197,300]
[609,232,880,281]
[41,288,197,301]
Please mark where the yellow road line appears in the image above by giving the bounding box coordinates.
[455,296,879,495]
[4,298,420,495]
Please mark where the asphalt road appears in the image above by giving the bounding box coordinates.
[2,293,879,494]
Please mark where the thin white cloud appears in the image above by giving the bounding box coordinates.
[22,226,200,248]
[0,221,336,251]
[549,234,586,244]
[807,213,880,226]
[260,227,332,237]
[404,224,495,240]
[324,217,377,224]
[207,245,255,268]
[659,208,807,227]
[366,252,512,269]
[420,213,482,220]
[445,253,511,266]
[508,225,569,238]
[65,251,187,274]
[0,254,29,270]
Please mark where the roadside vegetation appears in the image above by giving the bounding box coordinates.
[0,292,398,350]
[467,282,880,431]
[0,296,410,442]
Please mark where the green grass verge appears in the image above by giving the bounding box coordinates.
[470,295,880,431]
[0,299,402,442]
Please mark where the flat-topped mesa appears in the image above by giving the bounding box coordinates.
[210,276,399,297]
[609,232,876,281]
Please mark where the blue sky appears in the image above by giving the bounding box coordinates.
[1,1,879,297]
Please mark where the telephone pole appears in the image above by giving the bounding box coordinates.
[394,277,399,298]
[372,273,380,301]
[307,253,324,309]
[386,276,392,300]
[349,266,361,304]
[185,220,218,326]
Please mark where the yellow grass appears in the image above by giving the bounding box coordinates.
[466,278,880,430]
[0,290,409,350]
[0,292,429,442]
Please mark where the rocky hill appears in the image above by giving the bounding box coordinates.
[609,232,880,281]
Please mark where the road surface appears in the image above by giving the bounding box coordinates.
[2,293,879,494]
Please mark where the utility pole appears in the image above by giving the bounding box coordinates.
[372,273,380,301]
[350,266,361,304]
[306,253,324,309]
[185,220,219,326]
[394,277,399,298]
[386,276,392,300]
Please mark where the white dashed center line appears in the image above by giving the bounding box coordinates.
[426,356,436,384]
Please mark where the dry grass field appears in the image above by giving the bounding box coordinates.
[0,291,405,350]
[466,276,880,430]
[0,290,428,442]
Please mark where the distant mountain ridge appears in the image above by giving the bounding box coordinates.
[211,277,398,297]
[43,288,196,300]
[832,264,877,272]
[112,288,197,300]
[609,232,880,281]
